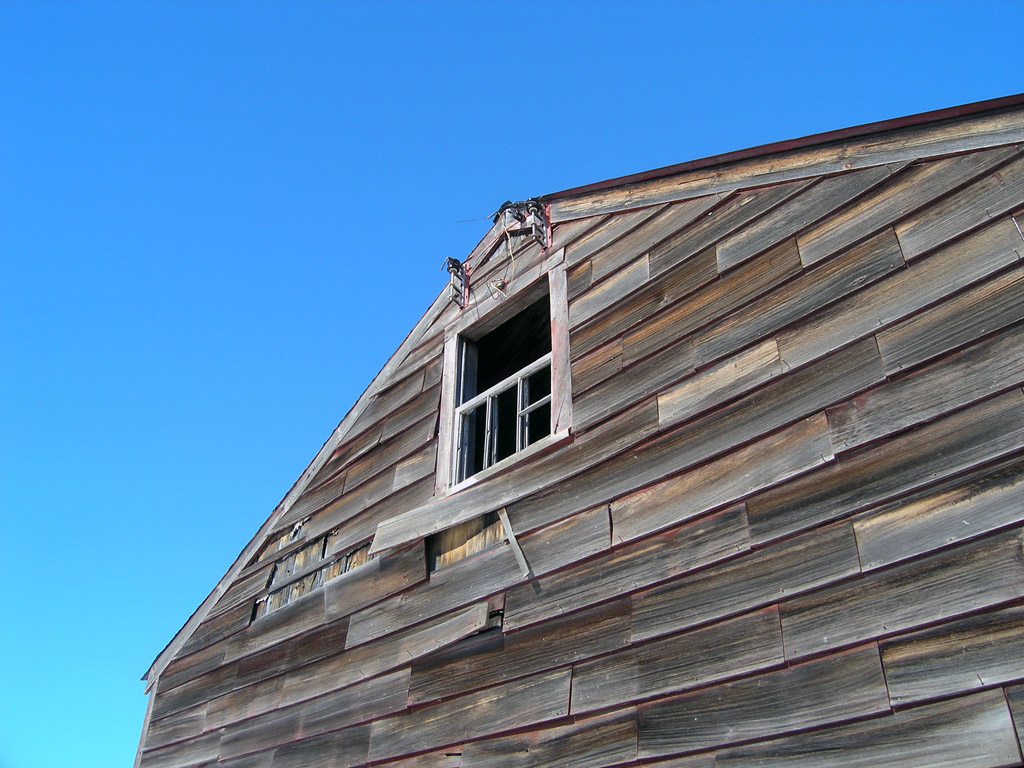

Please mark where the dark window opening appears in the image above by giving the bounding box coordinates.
[454,294,552,482]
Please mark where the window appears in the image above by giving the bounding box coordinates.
[453,294,552,483]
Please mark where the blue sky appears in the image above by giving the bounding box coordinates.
[1,2,1021,767]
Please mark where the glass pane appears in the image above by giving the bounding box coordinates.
[526,364,551,405]
[524,401,551,446]
[459,403,487,480]
[494,386,518,464]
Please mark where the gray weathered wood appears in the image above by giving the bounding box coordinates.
[796,145,1020,266]
[343,414,435,494]
[780,528,1024,660]
[877,260,1024,375]
[266,723,371,768]
[896,149,1024,259]
[322,544,425,621]
[565,204,669,267]
[138,730,220,768]
[630,520,860,643]
[716,165,897,272]
[696,227,904,366]
[571,337,622,394]
[461,708,638,768]
[504,505,750,632]
[367,667,572,763]
[144,702,207,751]
[882,604,1024,707]
[748,388,1024,545]
[151,663,238,722]
[854,453,1024,571]
[410,598,630,706]
[392,442,435,492]
[611,412,833,544]
[223,588,325,663]
[569,254,649,328]
[232,617,349,691]
[715,689,1022,768]
[517,503,611,577]
[637,644,889,758]
[177,602,252,659]
[571,607,785,715]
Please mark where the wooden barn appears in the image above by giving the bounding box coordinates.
[137,94,1024,768]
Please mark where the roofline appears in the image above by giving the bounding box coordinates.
[541,92,1024,203]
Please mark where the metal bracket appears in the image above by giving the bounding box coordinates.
[444,257,467,308]
[494,199,549,250]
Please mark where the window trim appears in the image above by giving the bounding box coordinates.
[435,252,572,495]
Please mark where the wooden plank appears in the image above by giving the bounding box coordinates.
[232,617,350,691]
[781,216,1024,371]
[564,204,669,267]
[138,731,220,768]
[636,644,889,759]
[347,366,426,441]
[266,724,371,768]
[566,258,592,300]
[547,110,1024,222]
[176,601,251,658]
[392,442,435,492]
[460,708,638,768]
[647,180,814,277]
[548,213,609,255]
[877,260,1024,375]
[1007,683,1024,755]
[630,520,859,643]
[222,588,325,663]
[796,145,1020,266]
[158,641,227,695]
[570,244,718,363]
[569,254,649,328]
[206,563,274,624]
[882,604,1024,707]
[780,528,1024,660]
[409,598,630,706]
[343,414,435,494]
[214,752,272,768]
[715,689,1022,768]
[151,664,238,722]
[747,388,1024,545]
[373,750,464,768]
[517,503,611,577]
[570,337,622,395]
[623,237,803,367]
[896,149,1024,259]
[303,469,425,543]
[504,505,750,632]
[828,321,1024,452]
[696,227,904,367]
[574,336,694,430]
[611,412,834,544]
[549,261,573,435]
[588,195,724,283]
[716,165,897,272]
[217,668,409,760]
[511,337,885,540]
[854,453,1024,571]
[323,543,426,621]
[379,383,441,442]
[658,338,782,427]
[570,607,785,715]
[144,702,207,751]
[367,668,572,763]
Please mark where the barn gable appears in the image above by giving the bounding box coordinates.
[139,94,1024,768]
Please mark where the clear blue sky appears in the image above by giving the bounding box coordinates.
[1,2,1021,766]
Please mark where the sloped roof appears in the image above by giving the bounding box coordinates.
[143,91,1024,688]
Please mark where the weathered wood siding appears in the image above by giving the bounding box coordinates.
[141,107,1024,768]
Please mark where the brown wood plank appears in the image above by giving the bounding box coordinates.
[158,641,227,695]
[379,383,441,442]
[217,668,409,760]
[877,261,1024,375]
[564,204,669,267]
[624,237,803,367]
[588,195,724,284]
[696,227,904,367]
[504,505,750,632]
[574,336,694,430]
[566,258,592,301]
[373,749,464,768]
[222,588,325,663]
[206,563,274,624]
[569,245,718,364]
[854,453,1024,571]
[747,388,1024,546]
[144,702,207,751]
[630,520,859,642]
[138,730,220,768]
[647,180,814,277]
[303,470,431,544]
[347,366,426,441]
[548,213,610,255]
[570,607,785,715]
[569,253,649,328]
[781,216,1024,371]
[511,337,885,540]
[366,667,572,763]
[796,146,1020,266]
[658,338,782,428]
[265,723,371,768]
[896,150,1024,260]
[392,442,435,492]
[323,543,425,621]
[828,322,1024,452]
[343,414,435,494]
[151,664,238,722]
[460,708,638,768]
[177,601,252,658]
[518,503,611,577]
[611,412,833,544]
[715,689,1021,768]
[882,604,1024,707]
[409,598,630,706]
[232,617,350,691]
[780,528,1024,660]
[716,165,897,273]
[636,644,889,759]
[570,337,622,395]
[1007,683,1024,756]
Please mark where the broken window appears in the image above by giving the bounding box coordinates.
[453,294,552,483]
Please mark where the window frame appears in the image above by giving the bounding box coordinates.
[435,255,572,494]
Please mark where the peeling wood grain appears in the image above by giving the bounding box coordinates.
[637,645,889,759]
[779,528,1024,660]
[323,544,426,621]
[631,521,859,643]
[222,589,325,664]
[565,205,669,267]
[569,254,650,328]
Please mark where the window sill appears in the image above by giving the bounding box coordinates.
[445,428,573,496]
